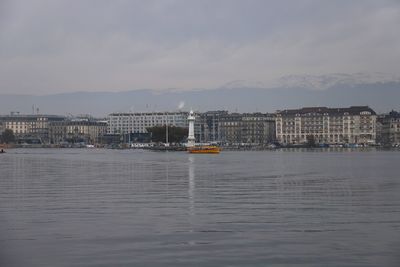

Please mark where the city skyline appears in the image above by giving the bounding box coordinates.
[2,105,399,147]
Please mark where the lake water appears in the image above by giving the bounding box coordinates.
[1,149,400,266]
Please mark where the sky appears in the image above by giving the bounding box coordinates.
[0,0,399,95]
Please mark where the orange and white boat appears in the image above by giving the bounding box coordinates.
[187,145,221,154]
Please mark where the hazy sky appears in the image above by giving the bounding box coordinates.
[1,0,399,94]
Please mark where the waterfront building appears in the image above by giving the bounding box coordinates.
[49,119,107,144]
[219,113,242,144]
[219,113,276,146]
[275,106,377,145]
[107,112,188,135]
[0,113,65,143]
[376,110,400,146]
[197,111,228,143]
[376,114,386,146]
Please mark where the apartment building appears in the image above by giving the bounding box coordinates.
[377,110,400,146]
[219,113,276,145]
[0,114,65,143]
[276,106,376,145]
[107,112,188,134]
[49,119,107,144]
[197,111,228,143]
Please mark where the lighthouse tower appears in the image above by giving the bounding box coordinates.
[187,110,196,147]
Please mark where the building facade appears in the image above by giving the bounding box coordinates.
[377,110,400,146]
[275,106,377,145]
[219,113,276,146]
[0,114,65,143]
[107,112,188,135]
[49,119,107,144]
[197,111,228,143]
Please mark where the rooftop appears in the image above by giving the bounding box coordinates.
[277,106,376,116]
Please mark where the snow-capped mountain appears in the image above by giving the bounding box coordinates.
[275,73,400,90]
[215,73,400,91]
[1,72,399,116]
[219,80,268,89]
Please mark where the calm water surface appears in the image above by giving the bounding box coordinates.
[1,149,400,266]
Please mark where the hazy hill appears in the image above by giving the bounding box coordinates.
[0,79,399,117]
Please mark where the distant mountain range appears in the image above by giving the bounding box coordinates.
[275,72,400,90]
[219,72,400,90]
[0,73,399,117]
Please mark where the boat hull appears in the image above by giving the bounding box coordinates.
[187,146,221,154]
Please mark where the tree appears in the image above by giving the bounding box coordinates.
[1,129,15,144]
[146,126,188,143]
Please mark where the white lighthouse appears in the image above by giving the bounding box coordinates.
[187,110,196,147]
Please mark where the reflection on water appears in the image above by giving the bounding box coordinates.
[188,155,195,230]
[1,149,400,267]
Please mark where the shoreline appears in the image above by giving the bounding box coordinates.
[2,145,399,152]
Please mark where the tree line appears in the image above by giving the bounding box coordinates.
[146,126,188,143]
[0,129,15,144]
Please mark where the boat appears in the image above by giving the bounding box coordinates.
[186,111,220,154]
[187,145,221,154]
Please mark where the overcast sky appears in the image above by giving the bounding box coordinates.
[0,0,399,94]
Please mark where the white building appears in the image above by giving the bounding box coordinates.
[276,106,377,145]
[107,112,188,134]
